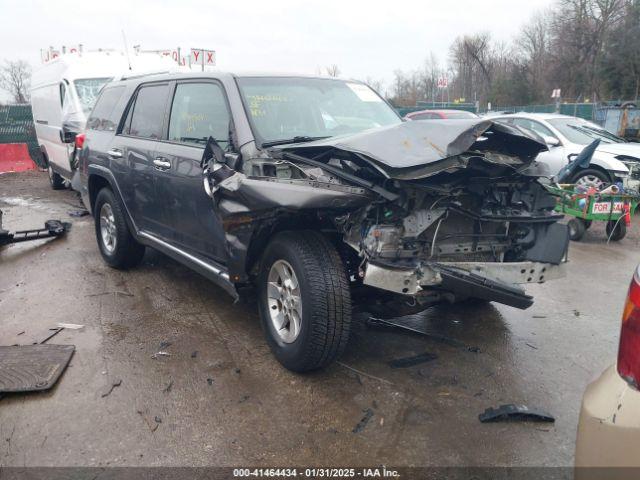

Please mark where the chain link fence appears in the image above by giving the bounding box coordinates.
[0,105,44,167]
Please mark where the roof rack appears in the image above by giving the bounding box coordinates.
[119,70,174,80]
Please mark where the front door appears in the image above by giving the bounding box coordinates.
[154,81,232,263]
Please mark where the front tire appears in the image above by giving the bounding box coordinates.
[571,168,611,190]
[258,231,352,372]
[94,188,145,269]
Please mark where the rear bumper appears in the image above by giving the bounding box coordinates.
[363,261,566,308]
[575,365,640,472]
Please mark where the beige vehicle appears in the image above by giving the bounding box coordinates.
[575,264,640,478]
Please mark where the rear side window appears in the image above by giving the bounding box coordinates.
[168,82,230,146]
[125,84,170,139]
[87,86,125,131]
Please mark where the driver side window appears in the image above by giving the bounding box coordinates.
[168,82,230,147]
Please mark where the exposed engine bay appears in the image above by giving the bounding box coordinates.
[203,119,570,311]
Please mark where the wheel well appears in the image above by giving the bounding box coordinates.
[39,146,49,167]
[244,215,341,278]
[572,164,614,182]
[88,174,111,212]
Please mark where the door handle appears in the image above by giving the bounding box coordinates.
[107,149,123,159]
[153,157,171,171]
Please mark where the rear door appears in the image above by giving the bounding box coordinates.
[111,82,171,234]
[153,80,231,263]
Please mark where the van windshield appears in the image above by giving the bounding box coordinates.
[74,78,112,115]
[236,77,401,147]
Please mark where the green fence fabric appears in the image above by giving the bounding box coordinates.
[0,105,43,167]
[484,103,595,121]
[396,103,477,117]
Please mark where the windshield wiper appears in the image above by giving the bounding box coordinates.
[580,124,625,143]
[567,124,617,143]
[261,136,330,148]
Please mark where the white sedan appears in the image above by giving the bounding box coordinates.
[492,113,638,190]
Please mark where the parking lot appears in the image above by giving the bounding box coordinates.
[1,170,639,468]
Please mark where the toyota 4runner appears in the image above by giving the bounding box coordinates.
[77,72,569,371]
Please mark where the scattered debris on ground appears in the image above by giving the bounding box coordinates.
[37,327,64,344]
[136,408,160,432]
[55,323,84,330]
[388,352,438,368]
[86,291,134,298]
[369,317,481,353]
[0,210,71,248]
[68,209,90,218]
[353,408,375,433]
[151,351,171,359]
[479,404,555,423]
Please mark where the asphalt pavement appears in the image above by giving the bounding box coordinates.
[1,171,639,468]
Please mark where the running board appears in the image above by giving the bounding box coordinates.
[138,231,238,300]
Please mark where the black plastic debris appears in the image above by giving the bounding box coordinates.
[0,210,71,247]
[0,345,75,392]
[388,352,438,368]
[479,404,555,423]
[352,408,374,433]
[68,209,90,218]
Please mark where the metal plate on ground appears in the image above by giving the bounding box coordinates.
[0,344,74,392]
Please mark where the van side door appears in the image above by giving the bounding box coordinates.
[153,80,231,263]
[112,82,171,234]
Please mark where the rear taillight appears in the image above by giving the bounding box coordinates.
[75,133,86,150]
[617,266,640,388]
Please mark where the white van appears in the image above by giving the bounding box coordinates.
[31,50,181,189]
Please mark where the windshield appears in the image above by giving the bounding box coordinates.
[547,118,625,145]
[74,77,112,116]
[236,77,401,146]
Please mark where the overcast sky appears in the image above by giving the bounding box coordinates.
[0,0,553,100]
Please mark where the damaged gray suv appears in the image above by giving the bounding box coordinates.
[78,73,569,371]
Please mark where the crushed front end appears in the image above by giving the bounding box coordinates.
[210,119,569,311]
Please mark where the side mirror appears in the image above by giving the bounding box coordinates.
[60,125,78,144]
[542,135,560,147]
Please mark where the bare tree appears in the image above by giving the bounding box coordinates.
[0,60,31,104]
[363,76,385,95]
[517,11,552,102]
[325,64,341,77]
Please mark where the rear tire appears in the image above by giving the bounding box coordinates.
[94,188,145,269]
[48,165,65,190]
[257,231,352,372]
[606,220,626,241]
